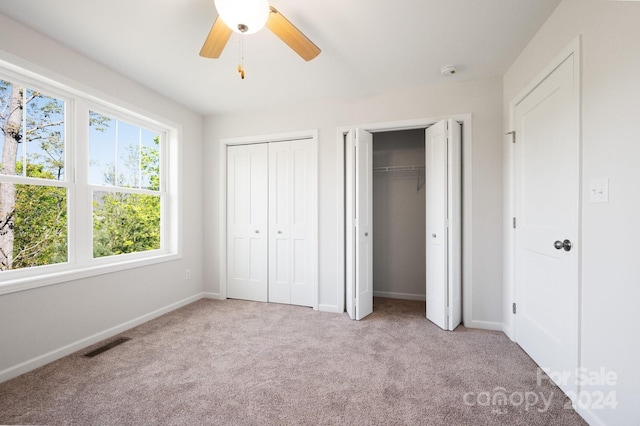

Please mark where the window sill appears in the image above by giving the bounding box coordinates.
[0,252,181,296]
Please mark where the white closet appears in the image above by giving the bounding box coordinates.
[226,139,316,307]
[345,119,461,330]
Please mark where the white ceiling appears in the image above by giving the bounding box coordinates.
[0,0,561,116]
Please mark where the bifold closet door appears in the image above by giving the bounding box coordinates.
[345,129,374,320]
[268,140,315,307]
[425,119,461,331]
[227,144,268,302]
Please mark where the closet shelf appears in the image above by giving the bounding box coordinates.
[373,165,425,173]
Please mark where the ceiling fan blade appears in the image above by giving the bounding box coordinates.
[199,16,232,58]
[266,6,320,61]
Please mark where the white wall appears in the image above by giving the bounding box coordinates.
[372,130,426,300]
[503,1,640,423]
[204,77,504,328]
[0,15,204,381]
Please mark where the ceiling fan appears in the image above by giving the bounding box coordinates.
[199,0,321,67]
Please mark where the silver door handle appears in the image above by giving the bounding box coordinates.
[554,239,572,251]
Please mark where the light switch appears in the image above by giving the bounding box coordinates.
[590,178,609,203]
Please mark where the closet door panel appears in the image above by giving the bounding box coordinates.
[227,144,268,302]
[269,139,314,307]
[289,140,313,307]
[345,129,374,320]
[425,119,461,331]
[268,142,291,304]
[425,121,448,329]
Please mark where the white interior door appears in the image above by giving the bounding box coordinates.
[268,139,315,307]
[227,143,268,302]
[514,53,579,397]
[425,119,461,331]
[345,129,373,320]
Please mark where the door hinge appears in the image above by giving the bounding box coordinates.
[512,303,517,314]
[506,131,516,143]
[512,217,516,229]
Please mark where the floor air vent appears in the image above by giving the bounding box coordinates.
[84,337,131,358]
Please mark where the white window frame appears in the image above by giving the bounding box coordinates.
[85,105,168,263]
[0,63,181,295]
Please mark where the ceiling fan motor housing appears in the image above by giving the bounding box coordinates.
[214,0,270,34]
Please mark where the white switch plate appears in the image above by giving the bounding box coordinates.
[590,178,609,203]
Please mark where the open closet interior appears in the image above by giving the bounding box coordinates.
[372,129,426,306]
[345,118,461,327]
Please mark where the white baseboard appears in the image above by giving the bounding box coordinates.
[318,304,342,314]
[373,291,426,301]
[203,292,222,300]
[464,319,503,331]
[502,323,515,340]
[0,292,203,384]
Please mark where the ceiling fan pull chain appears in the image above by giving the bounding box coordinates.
[237,34,245,79]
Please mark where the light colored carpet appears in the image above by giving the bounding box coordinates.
[0,298,587,425]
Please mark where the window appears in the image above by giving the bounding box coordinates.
[89,112,163,258]
[0,67,178,291]
[0,79,68,271]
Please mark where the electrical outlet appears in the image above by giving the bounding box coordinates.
[185,269,191,280]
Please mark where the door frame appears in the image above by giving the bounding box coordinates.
[217,129,319,310]
[504,37,582,341]
[336,114,475,326]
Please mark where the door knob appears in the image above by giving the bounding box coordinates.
[554,239,572,252]
[255,230,259,234]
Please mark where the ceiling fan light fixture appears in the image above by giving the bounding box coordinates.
[214,0,270,34]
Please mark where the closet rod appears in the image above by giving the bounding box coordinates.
[373,165,425,173]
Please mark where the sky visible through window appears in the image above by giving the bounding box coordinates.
[89,112,159,189]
